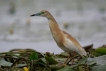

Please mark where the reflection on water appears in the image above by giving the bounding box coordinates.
[0,0,106,43]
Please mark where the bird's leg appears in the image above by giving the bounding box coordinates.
[65,52,79,65]
[71,58,74,65]
[64,52,77,65]
[71,52,76,64]
[66,55,79,65]
[64,54,71,64]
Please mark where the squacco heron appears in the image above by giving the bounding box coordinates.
[30,10,87,63]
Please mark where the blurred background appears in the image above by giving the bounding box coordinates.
[0,0,106,53]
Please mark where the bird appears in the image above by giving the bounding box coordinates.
[30,10,87,63]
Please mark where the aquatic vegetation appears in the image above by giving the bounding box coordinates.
[0,44,106,71]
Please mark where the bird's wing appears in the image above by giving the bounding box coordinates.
[62,31,82,48]
[62,31,86,56]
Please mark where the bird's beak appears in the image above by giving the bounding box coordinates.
[30,13,41,16]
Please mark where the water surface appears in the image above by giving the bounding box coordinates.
[0,0,106,53]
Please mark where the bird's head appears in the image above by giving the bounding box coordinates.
[30,10,50,18]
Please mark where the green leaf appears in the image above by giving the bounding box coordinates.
[45,56,58,65]
[78,58,87,65]
[86,60,96,65]
[36,58,48,65]
[40,58,48,64]
[92,66,106,71]
[94,55,106,65]
[95,48,106,55]
[29,52,38,60]
[58,66,74,71]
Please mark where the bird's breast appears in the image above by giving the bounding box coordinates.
[52,32,65,48]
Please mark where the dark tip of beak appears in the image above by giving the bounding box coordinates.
[30,13,40,17]
[30,14,35,16]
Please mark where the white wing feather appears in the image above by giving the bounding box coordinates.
[63,37,87,56]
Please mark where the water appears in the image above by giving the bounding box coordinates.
[0,0,106,53]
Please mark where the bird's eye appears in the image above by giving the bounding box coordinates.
[41,12,44,14]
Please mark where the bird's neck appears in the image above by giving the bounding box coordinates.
[47,15,61,33]
[47,14,65,47]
